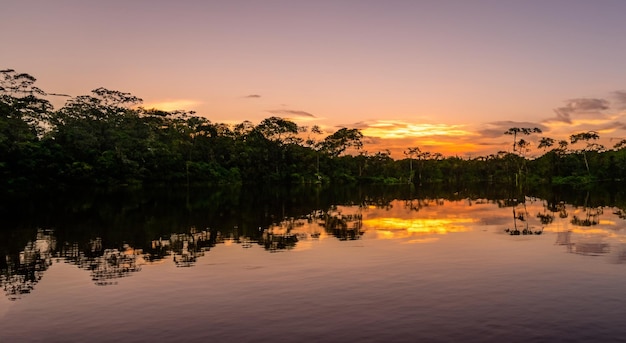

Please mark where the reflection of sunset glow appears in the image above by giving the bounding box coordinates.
[404,237,440,244]
[567,228,618,237]
[364,217,475,240]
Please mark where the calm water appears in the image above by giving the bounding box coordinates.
[2,185,626,342]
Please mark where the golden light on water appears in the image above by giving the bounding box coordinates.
[364,217,475,240]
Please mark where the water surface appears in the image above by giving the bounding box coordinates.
[2,185,626,342]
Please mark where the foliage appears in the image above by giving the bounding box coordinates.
[3,69,626,192]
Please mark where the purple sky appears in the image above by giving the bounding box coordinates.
[4,0,626,156]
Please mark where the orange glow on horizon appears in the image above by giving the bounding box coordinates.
[362,122,474,139]
[143,99,201,112]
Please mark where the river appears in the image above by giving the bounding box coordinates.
[1,184,626,342]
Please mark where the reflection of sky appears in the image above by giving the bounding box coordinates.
[4,197,626,341]
[292,198,626,245]
[4,197,626,305]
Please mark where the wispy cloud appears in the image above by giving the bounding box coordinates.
[354,120,473,139]
[244,94,261,98]
[612,91,626,109]
[547,98,610,123]
[268,109,316,118]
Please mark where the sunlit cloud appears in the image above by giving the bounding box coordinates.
[541,112,626,149]
[143,99,201,111]
[361,120,473,139]
[268,109,316,118]
[352,119,498,157]
[612,91,626,109]
[546,98,610,124]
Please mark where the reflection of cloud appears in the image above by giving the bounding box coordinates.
[547,98,610,124]
[143,99,200,111]
[404,237,440,244]
[364,217,474,237]
[268,109,316,118]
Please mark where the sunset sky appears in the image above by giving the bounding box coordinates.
[5,0,626,157]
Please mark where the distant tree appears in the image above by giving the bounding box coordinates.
[503,127,541,188]
[0,69,54,189]
[570,131,602,176]
[570,131,604,176]
[404,147,421,183]
[538,137,555,151]
[613,139,626,150]
[256,116,299,144]
[321,128,363,157]
[504,127,542,152]
[303,125,324,174]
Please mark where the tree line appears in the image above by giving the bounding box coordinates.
[2,69,626,192]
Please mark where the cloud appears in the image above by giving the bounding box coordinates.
[268,109,316,118]
[244,94,261,98]
[612,91,626,109]
[342,120,472,139]
[547,98,610,123]
[596,121,625,134]
[478,121,547,138]
[344,121,373,129]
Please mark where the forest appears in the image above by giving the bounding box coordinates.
[3,69,626,193]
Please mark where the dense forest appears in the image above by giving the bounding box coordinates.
[3,69,626,192]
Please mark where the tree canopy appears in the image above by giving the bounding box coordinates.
[2,69,626,192]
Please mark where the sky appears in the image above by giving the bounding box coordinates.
[4,0,626,158]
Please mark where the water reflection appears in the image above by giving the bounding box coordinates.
[3,186,626,301]
[546,192,626,257]
[501,198,544,235]
[160,228,213,267]
[321,207,364,241]
[1,229,55,300]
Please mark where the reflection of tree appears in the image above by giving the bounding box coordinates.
[536,199,555,226]
[404,198,441,212]
[88,248,141,286]
[571,207,603,227]
[1,229,55,300]
[256,218,304,252]
[258,229,298,252]
[613,209,626,220]
[503,199,543,235]
[321,209,363,240]
[163,228,213,267]
[59,239,143,286]
[556,201,568,219]
[569,191,604,227]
